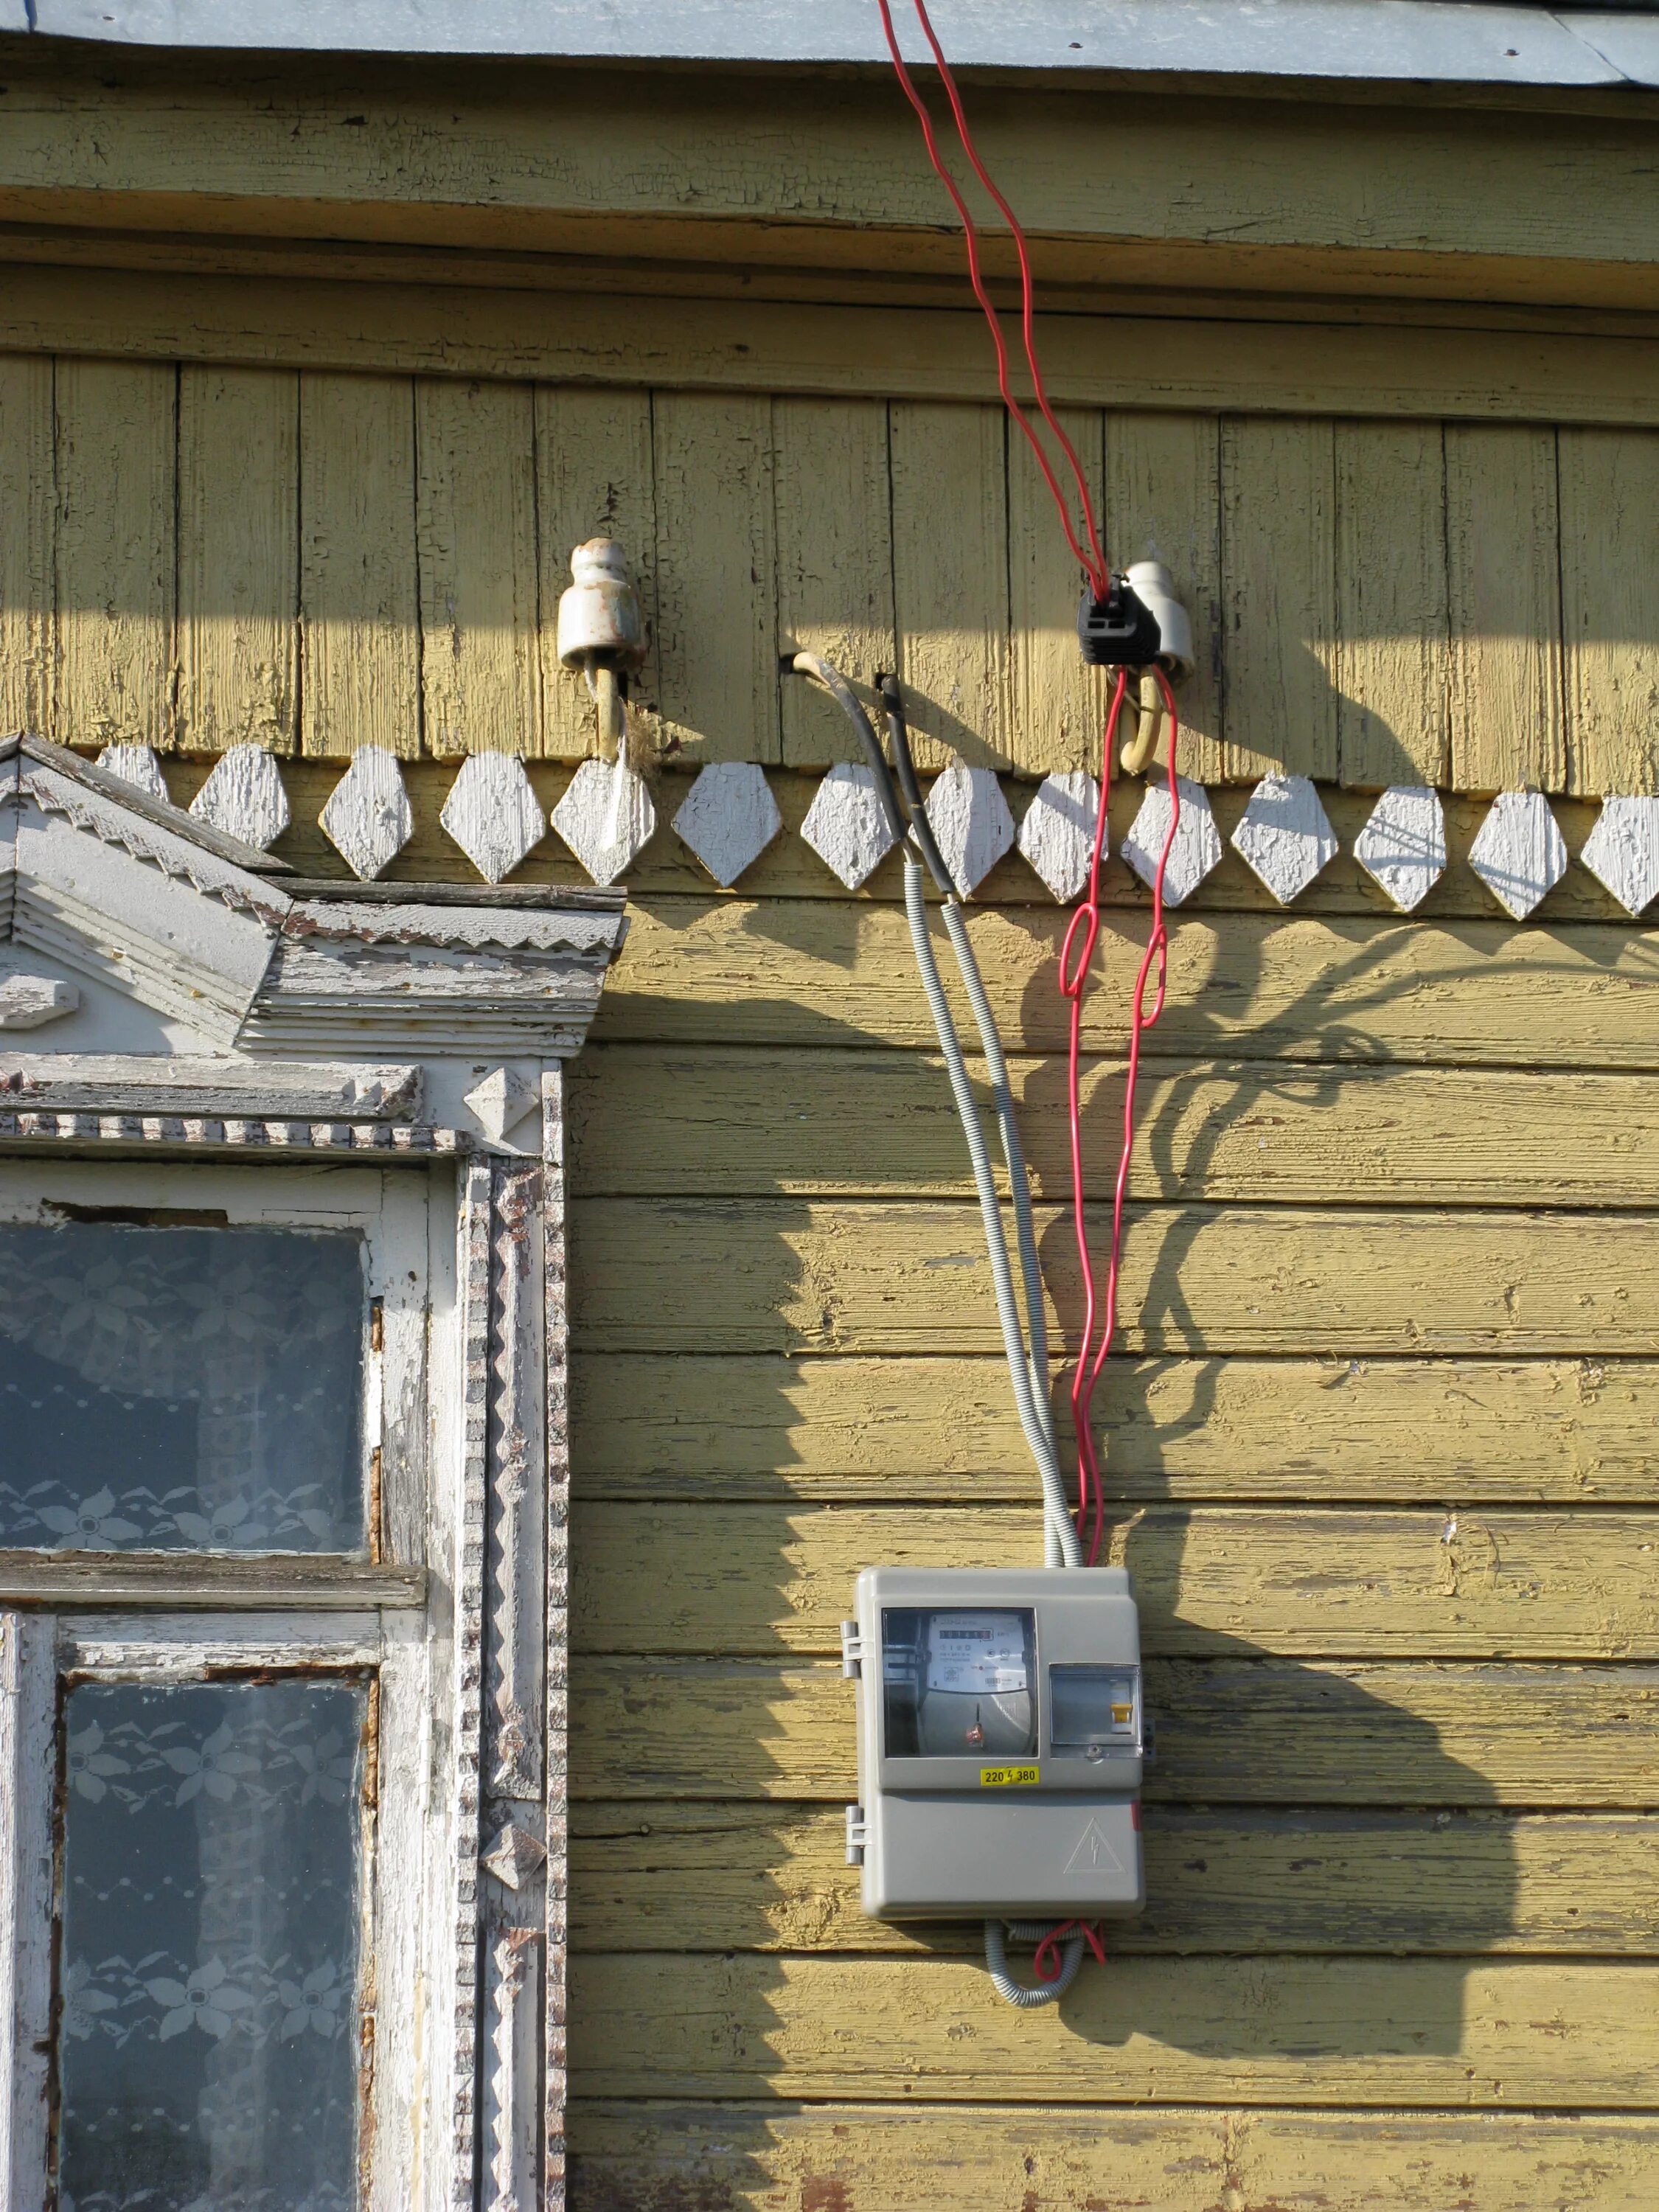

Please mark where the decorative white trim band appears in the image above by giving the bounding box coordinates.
[91,740,1659,920]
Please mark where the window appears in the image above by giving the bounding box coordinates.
[0,1159,445,2212]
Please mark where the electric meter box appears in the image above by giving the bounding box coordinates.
[844,1566,1145,1921]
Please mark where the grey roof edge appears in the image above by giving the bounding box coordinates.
[6,0,1658,91]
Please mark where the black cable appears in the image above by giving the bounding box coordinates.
[877,673,958,897]
[783,653,908,849]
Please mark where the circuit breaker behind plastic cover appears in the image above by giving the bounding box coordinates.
[848,1566,1145,1921]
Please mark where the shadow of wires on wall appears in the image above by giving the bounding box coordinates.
[557,889,1557,2212]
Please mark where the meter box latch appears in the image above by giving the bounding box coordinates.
[847,1565,1146,1922]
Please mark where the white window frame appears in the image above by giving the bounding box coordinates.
[0,1155,467,2212]
[1,731,626,2210]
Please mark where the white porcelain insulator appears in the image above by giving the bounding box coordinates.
[556,537,646,670]
[1125,557,1195,681]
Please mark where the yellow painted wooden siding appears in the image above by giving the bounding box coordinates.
[8,324,1659,2207]
[10,351,1659,793]
[561,860,1659,2202]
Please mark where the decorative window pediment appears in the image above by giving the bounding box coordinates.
[0,733,625,2211]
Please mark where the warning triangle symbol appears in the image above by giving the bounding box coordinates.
[1064,1818,1126,1876]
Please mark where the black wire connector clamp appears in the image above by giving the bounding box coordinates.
[1077,560,1196,678]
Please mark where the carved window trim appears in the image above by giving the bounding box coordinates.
[0,1076,573,2212]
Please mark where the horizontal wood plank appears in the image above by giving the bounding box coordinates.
[3,60,1654,295]
[5,268,1658,424]
[0,1554,425,1609]
[568,2103,1659,2210]
[570,1199,1659,1356]
[571,1505,1659,1660]
[571,1804,1659,1955]
[571,1657,1659,1806]
[592,900,1659,1065]
[571,1352,1659,1503]
[569,1049,1659,1206]
[568,1952,1659,2104]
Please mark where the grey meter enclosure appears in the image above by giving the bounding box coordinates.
[844,1567,1145,1921]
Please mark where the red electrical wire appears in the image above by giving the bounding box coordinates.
[874,0,1110,599]
[1034,1917,1108,1984]
[1060,671,1183,1565]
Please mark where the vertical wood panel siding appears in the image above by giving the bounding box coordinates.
[177,365,299,754]
[53,358,175,749]
[891,401,1011,773]
[7,325,1659,2208]
[533,384,658,762]
[10,350,1659,797]
[1105,411,1227,783]
[415,378,540,759]
[299,371,421,758]
[1446,422,1567,793]
[0,354,55,737]
[775,396,895,768]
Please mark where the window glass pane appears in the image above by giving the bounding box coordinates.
[56,1677,366,2212]
[881,1607,1037,1759]
[0,1225,364,1552]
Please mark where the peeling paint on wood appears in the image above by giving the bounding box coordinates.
[569,1502,1659,1660]
[569,1350,1659,1503]
[177,365,299,753]
[568,1952,1659,2104]
[568,1804,1659,1955]
[571,1655,1659,1806]
[567,2102,1659,2212]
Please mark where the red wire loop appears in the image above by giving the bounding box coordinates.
[1034,1918,1109,1983]
[1063,672,1182,1565]
[875,0,1110,599]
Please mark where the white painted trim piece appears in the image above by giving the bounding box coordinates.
[441,754,549,886]
[1120,772,1222,907]
[483,1926,543,2212]
[0,1611,53,2208]
[0,1110,466,1154]
[188,744,291,852]
[464,1066,542,1147]
[319,748,415,881]
[549,755,656,888]
[799,761,898,891]
[0,1054,422,1117]
[94,742,170,804]
[541,1065,571,2209]
[1353,785,1447,913]
[0,970,78,1029]
[450,1158,493,2210]
[486,1159,546,1801]
[1015,770,1102,903]
[672,761,783,888]
[16,803,283,1046]
[1229,772,1338,905]
[55,1612,386,1673]
[1580,794,1659,918]
[925,762,1015,900]
[1469,788,1569,921]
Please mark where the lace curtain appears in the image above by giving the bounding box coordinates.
[0,1226,365,1552]
[58,1678,365,2212]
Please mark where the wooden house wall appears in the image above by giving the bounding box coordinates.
[2,331,1658,2206]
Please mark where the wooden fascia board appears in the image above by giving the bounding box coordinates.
[1,261,1656,427]
[0,58,1654,306]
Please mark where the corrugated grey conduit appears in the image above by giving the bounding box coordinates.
[787,654,1086,2008]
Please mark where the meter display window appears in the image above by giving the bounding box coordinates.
[1050,1663,1141,1755]
[882,1607,1037,1759]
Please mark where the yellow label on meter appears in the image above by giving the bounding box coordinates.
[980,1764,1040,1788]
